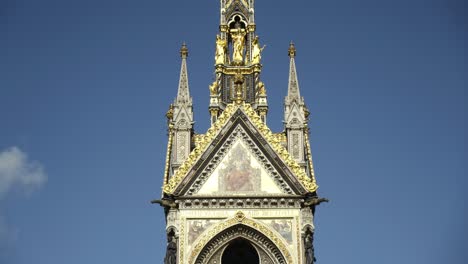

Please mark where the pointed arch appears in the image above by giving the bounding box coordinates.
[189,212,293,264]
[226,6,250,23]
[221,238,259,264]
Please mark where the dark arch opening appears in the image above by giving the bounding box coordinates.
[221,238,259,264]
[229,15,246,30]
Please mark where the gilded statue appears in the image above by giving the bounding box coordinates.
[165,104,174,120]
[209,81,219,96]
[251,36,265,64]
[231,30,246,64]
[215,35,227,65]
[257,81,266,96]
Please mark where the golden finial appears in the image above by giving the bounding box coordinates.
[209,81,219,96]
[234,70,244,84]
[180,42,189,58]
[304,105,310,119]
[288,41,296,58]
[166,104,174,120]
[234,70,245,104]
[257,81,266,96]
[215,35,227,65]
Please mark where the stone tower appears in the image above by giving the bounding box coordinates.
[153,1,327,263]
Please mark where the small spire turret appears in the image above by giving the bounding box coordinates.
[169,43,194,173]
[176,43,191,105]
[284,43,308,167]
[286,42,302,103]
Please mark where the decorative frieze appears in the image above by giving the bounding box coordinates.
[178,197,302,209]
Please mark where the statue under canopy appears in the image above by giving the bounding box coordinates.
[164,232,177,264]
[252,36,265,64]
[304,229,316,264]
[230,20,246,65]
[215,34,227,65]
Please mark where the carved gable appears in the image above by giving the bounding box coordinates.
[164,103,317,197]
[174,106,193,129]
[194,129,286,196]
[285,103,304,128]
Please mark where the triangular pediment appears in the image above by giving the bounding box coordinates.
[226,0,250,16]
[174,106,192,129]
[192,128,288,196]
[163,103,318,196]
[285,103,304,128]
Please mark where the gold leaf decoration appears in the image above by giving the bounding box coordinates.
[163,103,318,194]
[188,212,293,264]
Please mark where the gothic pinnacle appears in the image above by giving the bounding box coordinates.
[180,42,189,58]
[175,42,192,105]
[288,41,296,58]
[287,42,301,101]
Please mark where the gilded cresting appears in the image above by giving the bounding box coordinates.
[162,103,318,195]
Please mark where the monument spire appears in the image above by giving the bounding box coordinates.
[284,42,308,167]
[176,43,192,105]
[169,43,193,173]
[286,42,303,104]
[209,0,269,122]
[155,3,326,264]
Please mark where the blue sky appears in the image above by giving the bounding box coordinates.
[0,0,466,263]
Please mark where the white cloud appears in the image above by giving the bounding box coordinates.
[0,147,47,198]
[0,147,47,246]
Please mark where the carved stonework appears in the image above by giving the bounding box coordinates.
[288,130,304,163]
[206,244,227,264]
[164,104,318,195]
[179,198,301,210]
[167,209,179,231]
[157,2,327,264]
[176,132,188,162]
[186,212,294,264]
[164,232,177,264]
[185,125,296,196]
[252,244,275,264]
[303,229,316,264]
[300,207,314,230]
[195,224,287,264]
[292,133,300,159]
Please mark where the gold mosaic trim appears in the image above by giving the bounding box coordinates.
[296,216,301,263]
[162,124,174,186]
[273,132,287,146]
[188,211,293,264]
[163,104,238,194]
[163,103,318,194]
[216,65,262,75]
[242,104,318,192]
[179,218,185,263]
[304,126,317,186]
